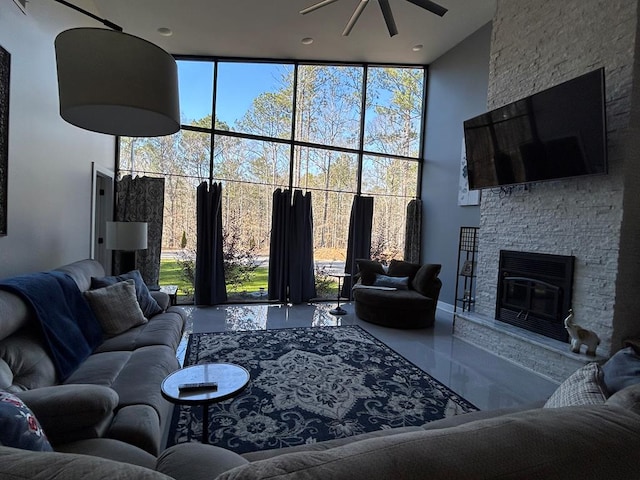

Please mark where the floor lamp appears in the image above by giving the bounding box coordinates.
[106,221,148,274]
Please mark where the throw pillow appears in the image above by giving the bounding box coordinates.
[91,270,162,318]
[387,260,421,284]
[605,383,640,416]
[543,362,608,408]
[84,280,148,335]
[356,259,386,286]
[0,390,53,451]
[373,274,409,290]
[601,346,640,394]
[411,264,442,296]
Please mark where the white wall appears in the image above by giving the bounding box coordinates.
[0,0,115,278]
[421,23,491,305]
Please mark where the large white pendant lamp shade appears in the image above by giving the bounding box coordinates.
[55,28,180,137]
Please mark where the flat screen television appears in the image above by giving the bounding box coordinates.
[463,68,607,190]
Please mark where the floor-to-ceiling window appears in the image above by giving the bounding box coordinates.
[117,58,426,303]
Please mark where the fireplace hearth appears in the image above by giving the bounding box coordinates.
[496,250,574,342]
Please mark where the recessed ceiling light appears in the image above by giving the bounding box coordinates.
[301,37,314,45]
[412,44,423,52]
[158,27,173,37]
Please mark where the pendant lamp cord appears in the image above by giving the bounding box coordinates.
[53,0,123,32]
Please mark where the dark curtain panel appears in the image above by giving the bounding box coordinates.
[289,190,316,304]
[268,189,290,302]
[195,182,227,305]
[404,199,422,264]
[115,175,165,286]
[342,195,374,298]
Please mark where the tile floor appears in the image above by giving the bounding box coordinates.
[176,301,559,411]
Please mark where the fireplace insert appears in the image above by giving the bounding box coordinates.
[496,251,574,342]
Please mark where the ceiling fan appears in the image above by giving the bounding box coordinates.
[300,0,448,37]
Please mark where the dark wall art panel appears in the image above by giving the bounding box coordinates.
[0,45,9,236]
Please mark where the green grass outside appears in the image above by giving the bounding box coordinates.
[158,259,271,294]
[228,267,269,293]
[158,260,192,294]
[159,259,337,296]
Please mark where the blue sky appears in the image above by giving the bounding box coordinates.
[177,61,285,126]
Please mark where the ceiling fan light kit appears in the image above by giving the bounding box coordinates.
[300,0,447,37]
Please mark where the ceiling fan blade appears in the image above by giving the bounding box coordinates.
[300,0,341,15]
[343,0,369,36]
[377,0,398,37]
[405,0,448,17]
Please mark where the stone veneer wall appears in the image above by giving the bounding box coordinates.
[463,0,640,369]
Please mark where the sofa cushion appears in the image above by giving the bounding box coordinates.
[387,259,421,284]
[0,391,53,452]
[158,443,249,480]
[0,330,57,391]
[544,362,608,408]
[55,259,106,294]
[91,270,162,319]
[93,310,185,353]
[63,346,179,455]
[373,274,409,290]
[64,346,178,417]
[353,287,433,309]
[602,346,640,394]
[108,404,162,456]
[0,290,31,343]
[84,280,148,335]
[411,263,442,296]
[355,259,386,285]
[15,384,118,446]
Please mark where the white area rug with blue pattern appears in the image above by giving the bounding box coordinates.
[166,325,478,453]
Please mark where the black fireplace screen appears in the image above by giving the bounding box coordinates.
[502,277,560,320]
[496,251,574,342]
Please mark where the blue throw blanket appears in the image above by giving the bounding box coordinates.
[0,271,103,381]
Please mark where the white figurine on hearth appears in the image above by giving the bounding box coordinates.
[564,309,600,356]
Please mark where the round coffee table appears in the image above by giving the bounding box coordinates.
[161,363,250,444]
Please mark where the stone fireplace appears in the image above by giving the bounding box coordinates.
[453,0,640,382]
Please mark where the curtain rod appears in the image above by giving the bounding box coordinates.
[53,0,123,32]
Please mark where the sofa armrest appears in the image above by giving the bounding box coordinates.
[419,403,544,431]
[16,384,119,445]
[0,446,169,479]
[151,291,170,311]
[243,405,544,462]
[215,406,640,479]
[421,277,442,301]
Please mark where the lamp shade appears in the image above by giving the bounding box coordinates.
[55,28,180,137]
[106,221,148,251]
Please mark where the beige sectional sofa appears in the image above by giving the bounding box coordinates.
[2,258,640,478]
[0,259,185,456]
[1,395,640,479]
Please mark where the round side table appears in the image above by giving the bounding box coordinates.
[161,363,250,444]
[329,272,350,315]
